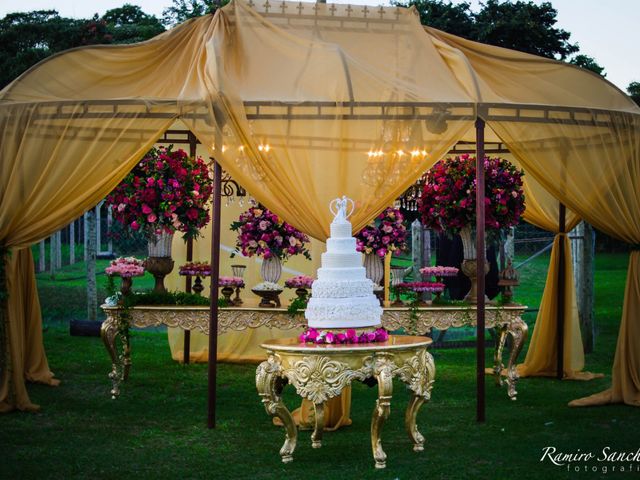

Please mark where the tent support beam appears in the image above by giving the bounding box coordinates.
[208,161,223,429]
[184,132,198,364]
[557,203,567,380]
[475,116,486,423]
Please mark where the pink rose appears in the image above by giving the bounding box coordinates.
[131,221,140,230]
[142,204,152,215]
[147,213,157,223]
[325,332,335,344]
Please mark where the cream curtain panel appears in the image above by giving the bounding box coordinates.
[1,0,639,411]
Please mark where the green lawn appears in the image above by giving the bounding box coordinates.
[2,253,637,479]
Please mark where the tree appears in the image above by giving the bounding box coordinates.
[473,0,577,59]
[628,81,640,106]
[396,0,475,38]
[102,4,164,43]
[0,7,165,89]
[394,0,578,60]
[102,4,165,43]
[569,54,606,76]
[0,11,95,88]
[163,0,230,26]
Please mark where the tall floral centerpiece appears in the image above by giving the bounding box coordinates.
[105,257,145,296]
[107,147,213,293]
[355,207,408,287]
[231,205,311,306]
[418,154,525,303]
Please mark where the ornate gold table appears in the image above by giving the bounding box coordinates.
[100,303,526,399]
[256,336,435,469]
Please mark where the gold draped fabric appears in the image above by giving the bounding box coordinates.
[0,249,60,412]
[1,0,639,411]
[516,157,599,379]
[569,252,640,406]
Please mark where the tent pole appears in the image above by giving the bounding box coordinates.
[208,161,223,429]
[184,132,198,364]
[557,203,566,380]
[475,116,486,423]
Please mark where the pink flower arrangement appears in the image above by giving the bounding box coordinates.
[285,275,315,289]
[299,327,389,345]
[355,207,408,257]
[179,262,212,277]
[105,257,145,278]
[418,154,525,234]
[218,276,245,288]
[398,282,446,294]
[230,206,311,260]
[106,147,214,240]
[420,266,459,278]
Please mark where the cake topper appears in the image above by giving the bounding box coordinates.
[329,196,355,223]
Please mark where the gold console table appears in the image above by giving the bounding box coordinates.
[256,336,435,469]
[100,304,526,399]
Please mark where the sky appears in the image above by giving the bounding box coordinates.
[0,0,637,91]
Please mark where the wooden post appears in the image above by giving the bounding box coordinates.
[581,223,596,353]
[55,230,62,269]
[69,220,76,265]
[95,204,102,255]
[38,240,46,273]
[557,203,566,379]
[83,213,89,262]
[49,235,56,279]
[86,210,97,322]
[475,116,486,423]
[411,219,423,282]
[184,131,198,364]
[383,252,391,307]
[208,161,223,429]
[422,227,432,302]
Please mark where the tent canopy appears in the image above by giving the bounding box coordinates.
[1,0,639,411]
[2,0,638,243]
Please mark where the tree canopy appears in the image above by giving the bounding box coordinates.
[395,0,592,62]
[0,4,164,89]
[0,0,616,92]
[628,81,640,106]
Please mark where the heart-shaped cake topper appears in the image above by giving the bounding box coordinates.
[329,196,355,222]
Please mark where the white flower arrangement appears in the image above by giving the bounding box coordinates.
[252,281,283,292]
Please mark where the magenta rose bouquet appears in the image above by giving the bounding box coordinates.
[299,327,389,345]
[106,147,214,240]
[179,262,212,277]
[355,207,408,257]
[285,275,315,289]
[420,266,459,278]
[105,257,145,277]
[398,281,446,294]
[418,154,525,235]
[218,276,245,288]
[230,206,311,260]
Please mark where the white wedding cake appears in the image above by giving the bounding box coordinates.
[305,197,383,329]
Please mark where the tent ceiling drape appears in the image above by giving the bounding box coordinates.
[1,0,639,411]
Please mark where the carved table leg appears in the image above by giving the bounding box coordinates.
[371,356,394,469]
[256,356,297,463]
[405,394,425,452]
[311,402,325,448]
[123,333,132,381]
[493,325,508,387]
[505,317,529,401]
[100,312,125,399]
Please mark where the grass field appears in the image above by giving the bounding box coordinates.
[2,252,637,479]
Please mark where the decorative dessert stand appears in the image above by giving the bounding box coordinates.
[101,304,526,400]
[256,336,435,469]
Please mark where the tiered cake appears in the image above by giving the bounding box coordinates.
[305,197,383,329]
